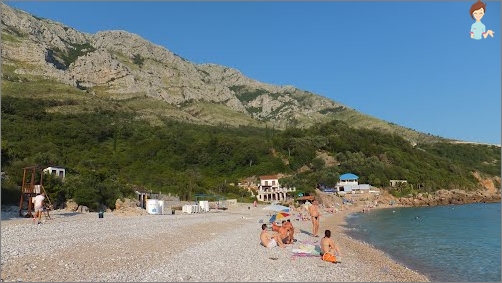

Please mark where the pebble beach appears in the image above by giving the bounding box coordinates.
[1,203,430,282]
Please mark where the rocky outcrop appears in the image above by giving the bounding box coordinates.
[313,185,500,210]
[0,3,448,144]
[63,199,79,211]
[398,188,501,207]
[398,174,501,206]
[113,198,147,216]
[76,205,90,213]
[70,49,131,87]
[0,3,344,127]
[1,4,311,107]
[0,3,91,49]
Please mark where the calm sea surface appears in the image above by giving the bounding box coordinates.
[343,202,501,282]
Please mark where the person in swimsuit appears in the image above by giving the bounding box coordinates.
[320,229,341,257]
[308,200,320,237]
[271,221,281,232]
[260,224,285,248]
[278,221,292,244]
[283,219,295,243]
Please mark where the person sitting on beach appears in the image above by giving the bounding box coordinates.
[309,200,320,237]
[271,221,281,232]
[320,229,341,257]
[283,219,296,243]
[260,224,285,248]
[278,221,292,244]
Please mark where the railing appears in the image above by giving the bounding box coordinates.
[257,187,296,194]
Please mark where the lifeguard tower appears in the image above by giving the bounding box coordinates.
[18,166,51,218]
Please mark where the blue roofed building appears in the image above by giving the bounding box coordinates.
[334,173,377,196]
[339,173,359,184]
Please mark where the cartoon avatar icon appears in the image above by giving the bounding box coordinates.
[470,0,495,40]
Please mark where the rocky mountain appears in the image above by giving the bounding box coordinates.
[1,3,444,144]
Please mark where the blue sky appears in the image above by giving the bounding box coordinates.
[5,1,501,145]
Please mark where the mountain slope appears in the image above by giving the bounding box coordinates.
[1,3,445,144]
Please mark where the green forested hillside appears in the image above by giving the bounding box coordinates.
[2,95,500,211]
[1,4,499,212]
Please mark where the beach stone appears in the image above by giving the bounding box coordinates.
[0,202,434,282]
[64,199,78,211]
[77,205,89,213]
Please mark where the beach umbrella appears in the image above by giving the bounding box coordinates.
[262,204,290,212]
[269,212,290,223]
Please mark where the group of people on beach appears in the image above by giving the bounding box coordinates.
[259,199,342,261]
[260,223,285,248]
[260,218,296,248]
[272,219,296,243]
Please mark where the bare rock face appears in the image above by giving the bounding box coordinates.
[1,3,91,48]
[1,40,46,65]
[1,2,343,125]
[70,49,132,87]
[0,3,489,145]
[313,189,343,208]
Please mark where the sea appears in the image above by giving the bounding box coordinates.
[343,202,501,282]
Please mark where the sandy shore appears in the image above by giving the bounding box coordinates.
[0,203,429,282]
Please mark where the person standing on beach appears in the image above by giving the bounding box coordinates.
[260,224,285,248]
[309,200,320,237]
[32,192,45,224]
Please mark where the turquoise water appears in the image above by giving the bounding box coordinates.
[343,202,501,282]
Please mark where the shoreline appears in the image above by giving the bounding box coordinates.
[330,201,501,283]
[317,204,430,281]
[1,203,429,282]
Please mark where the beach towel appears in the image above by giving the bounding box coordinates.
[291,243,321,258]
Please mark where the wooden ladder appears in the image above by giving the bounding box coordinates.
[18,166,52,219]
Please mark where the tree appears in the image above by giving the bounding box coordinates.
[311,157,325,172]
[132,54,144,68]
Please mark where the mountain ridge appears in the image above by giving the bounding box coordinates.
[1,3,451,144]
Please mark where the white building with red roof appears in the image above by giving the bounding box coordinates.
[256,175,296,202]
